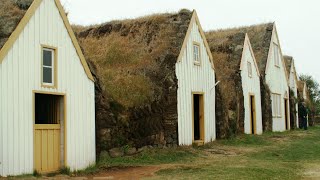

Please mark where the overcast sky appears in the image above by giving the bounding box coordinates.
[61,0,320,83]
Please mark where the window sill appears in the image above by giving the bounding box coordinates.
[41,84,56,89]
[194,61,201,66]
[272,116,282,118]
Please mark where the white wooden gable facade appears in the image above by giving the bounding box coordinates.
[264,24,290,132]
[288,59,299,128]
[240,34,263,135]
[0,0,95,176]
[176,11,216,145]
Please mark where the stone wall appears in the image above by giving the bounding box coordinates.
[260,77,273,131]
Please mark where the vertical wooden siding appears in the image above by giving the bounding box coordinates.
[241,39,263,135]
[176,22,216,145]
[289,64,299,128]
[265,27,290,132]
[0,0,95,176]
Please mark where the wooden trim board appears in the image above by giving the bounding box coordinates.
[0,0,94,82]
[32,90,67,172]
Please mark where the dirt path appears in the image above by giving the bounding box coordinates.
[85,146,257,180]
[83,164,181,180]
[302,164,320,180]
[87,166,161,180]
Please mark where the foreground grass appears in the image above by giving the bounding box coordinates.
[12,126,319,179]
[150,126,320,180]
[72,147,197,176]
[80,126,319,179]
[98,148,196,167]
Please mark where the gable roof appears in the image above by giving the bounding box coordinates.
[0,0,94,81]
[177,11,214,69]
[77,9,211,108]
[283,55,293,76]
[205,29,260,79]
[206,23,274,77]
[283,55,298,83]
[206,29,245,76]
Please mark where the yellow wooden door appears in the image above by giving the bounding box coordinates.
[34,124,60,173]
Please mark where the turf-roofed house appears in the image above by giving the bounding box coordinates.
[77,9,216,150]
[284,55,299,129]
[227,23,290,132]
[205,30,263,137]
[0,0,95,176]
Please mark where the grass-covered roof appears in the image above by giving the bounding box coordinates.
[76,9,193,109]
[207,23,274,77]
[283,55,293,77]
[205,29,247,137]
[0,0,33,50]
[205,30,246,81]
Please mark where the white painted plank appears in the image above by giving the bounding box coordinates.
[0,0,95,176]
[176,20,215,145]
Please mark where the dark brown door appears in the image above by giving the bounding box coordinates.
[193,94,204,141]
[284,99,289,130]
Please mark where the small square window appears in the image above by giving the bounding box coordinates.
[42,47,55,86]
[247,61,252,77]
[193,43,200,65]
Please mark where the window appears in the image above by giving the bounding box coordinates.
[247,61,252,77]
[193,42,200,65]
[273,43,280,67]
[42,47,55,87]
[272,93,281,117]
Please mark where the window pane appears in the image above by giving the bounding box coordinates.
[43,67,52,83]
[276,95,278,116]
[272,95,275,117]
[276,95,279,116]
[247,62,252,76]
[273,44,279,66]
[278,96,281,117]
[43,50,52,66]
[194,45,200,62]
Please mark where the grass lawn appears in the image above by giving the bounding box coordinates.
[10,126,320,179]
[94,126,320,179]
[152,126,320,180]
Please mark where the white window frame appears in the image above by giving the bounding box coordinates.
[273,43,280,67]
[272,93,282,118]
[42,47,55,87]
[193,42,201,65]
[247,61,252,77]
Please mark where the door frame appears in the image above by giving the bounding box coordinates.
[249,93,257,134]
[192,92,205,143]
[32,90,67,171]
